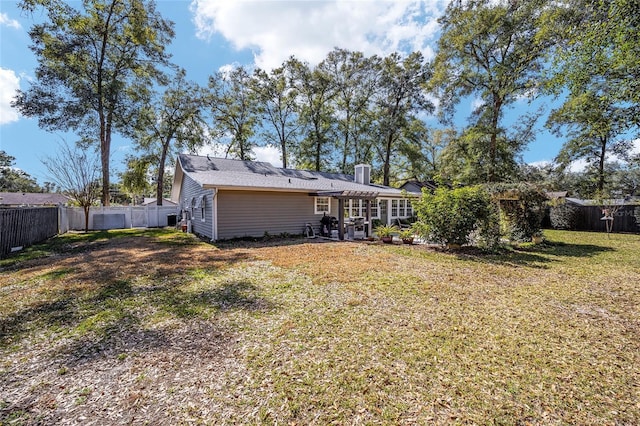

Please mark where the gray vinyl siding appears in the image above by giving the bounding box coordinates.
[217,190,328,240]
[178,174,214,239]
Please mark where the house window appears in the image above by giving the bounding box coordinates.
[398,200,406,217]
[391,199,398,217]
[351,199,361,217]
[197,195,206,222]
[343,199,379,219]
[371,200,379,218]
[315,197,330,214]
[406,200,413,217]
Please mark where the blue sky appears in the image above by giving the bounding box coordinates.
[1,0,577,185]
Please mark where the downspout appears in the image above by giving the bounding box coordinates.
[211,188,218,242]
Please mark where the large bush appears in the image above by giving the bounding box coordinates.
[487,183,547,242]
[413,185,499,248]
[549,202,579,230]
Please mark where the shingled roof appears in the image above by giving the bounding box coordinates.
[172,154,407,198]
[0,192,70,206]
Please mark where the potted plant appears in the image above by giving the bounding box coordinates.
[532,232,544,244]
[374,224,398,244]
[398,228,414,244]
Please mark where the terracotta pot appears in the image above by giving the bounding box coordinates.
[381,236,394,244]
[402,238,414,245]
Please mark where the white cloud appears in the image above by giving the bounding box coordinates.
[471,97,484,112]
[528,160,552,168]
[568,158,589,173]
[0,68,21,125]
[0,13,21,30]
[631,138,640,155]
[190,0,445,70]
[253,145,283,167]
[195,141,227,158]
[193,142,283,167]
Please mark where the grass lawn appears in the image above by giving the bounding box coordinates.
[0,229,638,425]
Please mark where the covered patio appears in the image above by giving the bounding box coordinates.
[314,190,379,240]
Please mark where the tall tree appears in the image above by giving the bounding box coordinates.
[120,155,154,204]
[319,48,380,173]
[129,70,206,205]
[14,0,174,205]
[374,52,433,186]
[287,58,336,171]
[546,88,634,195]
[431,0,552,183]
[0,151,42,192]
[542,0,639,196]
[208,66,259,161]
[545,0,640,110]
[252,67,300,169]
[396,125,454,183]
[42,143,100,232]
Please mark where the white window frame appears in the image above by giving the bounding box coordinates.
[370,200,379,219]
[351,199,362,217]
[391,199,399,217]
[315,196,331,215]
[199,195,206,222]
[398,199,406,217]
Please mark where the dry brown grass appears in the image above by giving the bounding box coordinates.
[1,229,639,425]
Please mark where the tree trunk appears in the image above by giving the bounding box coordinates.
[83,205,90,233]
[488,97,503,183]
[341,108,351,173]
[280,121,288,169]
[383,133,393,186]
[101,127,111,206]
[597,136,607,193]
[314,122,322,171]
[156,138,171,206]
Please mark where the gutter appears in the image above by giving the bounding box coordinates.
[211,188,218,242]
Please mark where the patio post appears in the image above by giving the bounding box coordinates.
[365,199,371,238]
[338,198,345,240]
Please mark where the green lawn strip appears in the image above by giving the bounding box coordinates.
[226,234,639,423]
[1,229,638,424]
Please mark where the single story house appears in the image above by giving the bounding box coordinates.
[170,154,419,241]
[0,192,71,207]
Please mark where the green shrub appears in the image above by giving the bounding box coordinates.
[413,185,499,248]
[487,183,547,242]
[374,224,398,238]
[550,203,579,230]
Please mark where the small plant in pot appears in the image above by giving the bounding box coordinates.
[375,224,398,244]
[398,228,414,244]
[531,231,544,244]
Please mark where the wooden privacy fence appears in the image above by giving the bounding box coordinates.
[573,205,639,233]
[0,207,59,258]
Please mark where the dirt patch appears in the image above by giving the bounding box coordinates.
[251,241,400,284]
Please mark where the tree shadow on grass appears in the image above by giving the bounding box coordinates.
[450,241,616,269]
[57,279,274,367]
[0,230,268,353]
[1,276,276,367]
[0,229,279,423]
